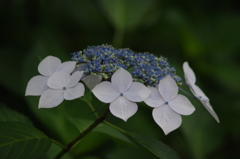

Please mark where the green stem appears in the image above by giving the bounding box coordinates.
[104,121,127,133]
[51,139,65,149]
[87,102,99,118]
[54,108,110,159]
[80,98,99,118]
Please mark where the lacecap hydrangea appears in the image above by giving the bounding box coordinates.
[71,44,182,87]
[26,44,219,135]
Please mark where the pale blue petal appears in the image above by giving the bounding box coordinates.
[92,81,119,103]
[64,83,85,100]
[25,75,48,96]
[38,56,61,76]
[47,72,70,89]
[158,76,178,101]
[152,104,182,135]
[39,89,64,108]
[112,68,132,93]
[66,71,83,88]
[58,61,76,73]
[169,94,195,115]
[124,82,151,102]
[144,87,165,108]
[191,84,209,101]
[200,101,220,123]
[109,96,138,121]
[183,62,196,84]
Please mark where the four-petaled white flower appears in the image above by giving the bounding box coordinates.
[92,68,151,121]
[144,75,195,135]
[25,56,76,96]
[183,62,219,123]
[39,71,85,108]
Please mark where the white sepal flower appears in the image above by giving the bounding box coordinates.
[145,76,195,135]
[39,71,85,108]
[183,62,220,123]
[25,56,76,96]
[92,68,151,121]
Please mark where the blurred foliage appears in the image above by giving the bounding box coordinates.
[1,0,240,158]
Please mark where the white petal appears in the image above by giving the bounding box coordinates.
[112,68,132,93]
[58,61,76,73]
[183,62,196,84]
[109,96,138,121]
[124,82,151,102]
[200,101,220,123]
[39,89,64,108]
[92,81,120,103]
[38,56,61,76]
[191,84,209,101]
[64,83,85,100]
[81,75,102,90]
[66,71,83,88]
[152,104,182,135]
[144,87,165,108]
[47,72,70,89]
[25,75,49,96]
[158,75,178,101]
[188,81,219,122]
[169,94,195,115]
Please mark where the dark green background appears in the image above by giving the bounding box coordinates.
[1,0,240,158]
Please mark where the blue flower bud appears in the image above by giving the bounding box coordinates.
[71,44,181,86]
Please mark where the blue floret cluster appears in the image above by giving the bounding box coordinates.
[71,44,181,86]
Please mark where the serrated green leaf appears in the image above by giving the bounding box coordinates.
[0,103,32,125]
[125,132,180,159]
[0,121,51,159]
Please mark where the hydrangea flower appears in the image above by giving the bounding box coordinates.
[144,76,195,135]
[183,62,219,123]
[39,71,85,108]
[92,68,151,121]
[71,44,181,87]
[25,56,76,96]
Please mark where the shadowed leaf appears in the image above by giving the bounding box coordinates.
[0,121,51,159]
[125,132,180,159]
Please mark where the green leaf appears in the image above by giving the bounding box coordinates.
[125,132,180,159]
[99,0,158,31]
[43,142,73,159]
[0,121,51,159]
[0,103,32,125]
[67,117,133,145]
[25,96,91,143]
